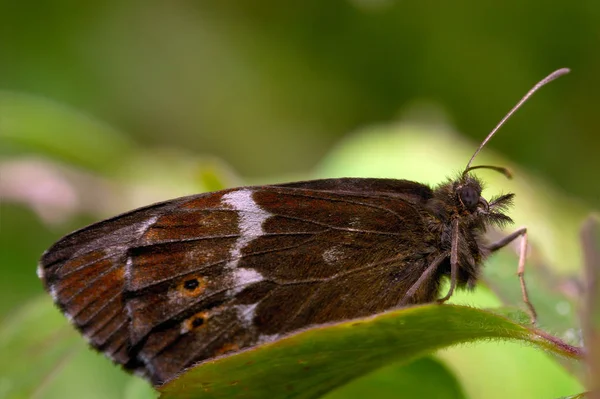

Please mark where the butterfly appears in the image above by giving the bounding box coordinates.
[38,68,569,385]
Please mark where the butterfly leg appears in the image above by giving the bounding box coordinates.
[400,254,446,306]
[437,219,460,303]
[487,227,537,324]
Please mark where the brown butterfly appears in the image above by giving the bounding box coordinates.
[38,68,569,385]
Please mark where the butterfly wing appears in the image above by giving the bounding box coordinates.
[38,200,177,372]
[39,178,440,384]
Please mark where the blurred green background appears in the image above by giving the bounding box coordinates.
[0,1,597,398]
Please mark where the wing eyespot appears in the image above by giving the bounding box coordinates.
[192,317,204,328]
[184,278,199,290]
[177,276,207,297]
[182,311,210,333]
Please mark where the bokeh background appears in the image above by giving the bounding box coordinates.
[1,1,598,398]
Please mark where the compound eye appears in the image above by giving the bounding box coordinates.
[459,186,479,210]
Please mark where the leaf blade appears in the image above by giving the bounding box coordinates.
[159,304,581,399]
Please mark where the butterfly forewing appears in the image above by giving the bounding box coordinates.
[39,178,442,384]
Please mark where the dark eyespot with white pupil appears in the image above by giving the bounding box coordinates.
[184,279,199,290]
[459,186,480,210]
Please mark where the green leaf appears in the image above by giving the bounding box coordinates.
[0,296,82,398]
[0,296,139,399]
[159,304,582,399]
[0,90,133,172]
[323,356,467,399]
[124,378,160,399]
[481,247,584,381]
[483,250,580,340]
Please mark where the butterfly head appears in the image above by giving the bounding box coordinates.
[455,174,486,212]
[446,166,515,228]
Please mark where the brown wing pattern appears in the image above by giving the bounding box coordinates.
[38,178,440,384]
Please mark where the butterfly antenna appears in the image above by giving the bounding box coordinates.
[464,68,570,174]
